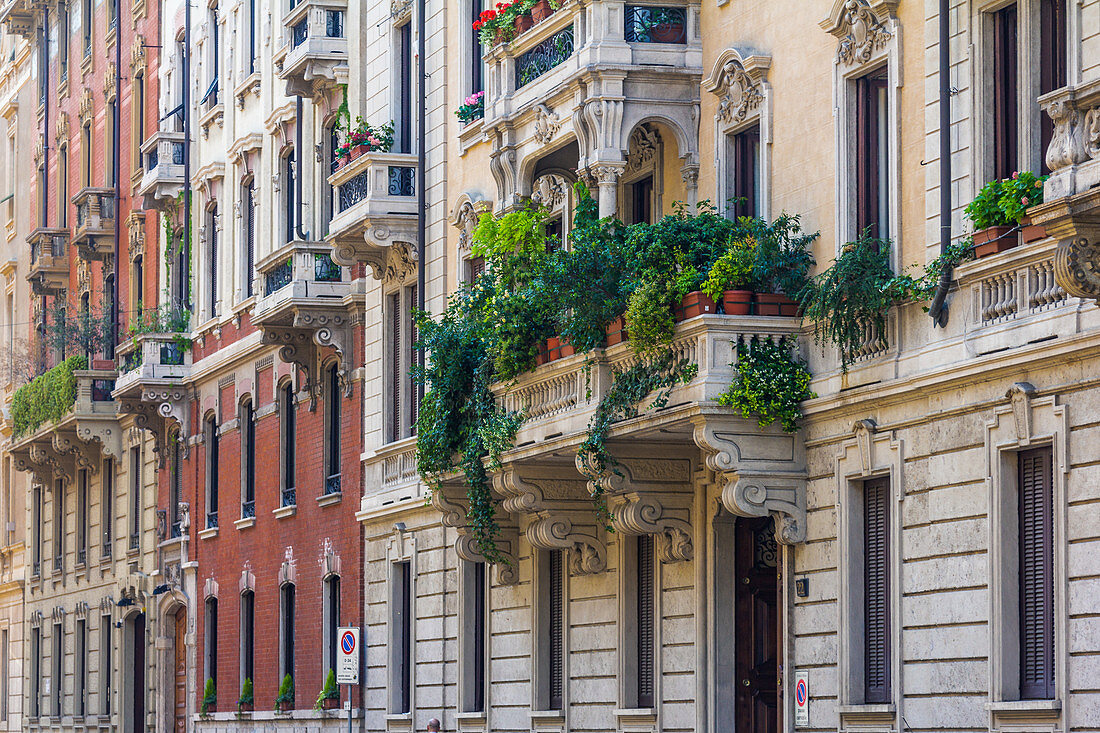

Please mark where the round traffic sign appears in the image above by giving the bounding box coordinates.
[795,677,807,706]
[341,630,356,655]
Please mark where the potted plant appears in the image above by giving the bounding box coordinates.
[237,678,254,715]
[1000,171,1048,243]
[672,265,715,320]
[702,237,757,315]
[645,7,686,43]
[201,678,216,717]
[314,669,340,711]
[456,91,485,124]
[530,0,556,23]
[275,674,294,713]
[965,177,1016,257]
[605,315,628,345]
[544,335,575,361]
[514,1,535,35]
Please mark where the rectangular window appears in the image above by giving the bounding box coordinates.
[284,151,296,243]
[130,446,141,547]
[82,123,91,187]
[75,619,86,716]
[100,616,111,714]
[280,383,296,505]
[170,439,182,538]
[636,535,655,708]
[1039,0,1067,175]
[464,256,486,284]
[461,560,486,713]
[470,0,483,94]
[248,0,256,74]
[204,597,218,689]
[1018,447,1055,699]
[397,23,413,153]
[630,176,654,225]
[53,480,64,573]
[30,626,40,717]
[58,147,69,227]
[1,628,7,721]
[241,401,255,512]
[102,459,113,557]
[325,364,341,492]
[38,25,47,105]
[106,0,116,33]
[280,583,296,685]
[854,67,889,239]
[863,477,890,703]
[244,182,255,297]
[208,206,218,317]
[391,561,412,713]
[105,102,116,187]
[205,416,219,529]
[52,621,62,715]
[33,484,41,575]
[59,7,69,80]
[77,469,87,565]
[991,4,1019,181]
[84,0,94,51]
[726,124,760,219]
[240,591,255,686]
[324,575,340,674]
[549,549,564,710]
[134,74,145,176]
[387,286,418,442]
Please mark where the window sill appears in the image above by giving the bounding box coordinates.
[986,699,1061,723]
[837,703,895,726]
[273,505,296,520]
[614,708,657,728]
[529,709,565,730]
[233,517,256,531]
[198,527,219,540]
[455,711,487,730]
[234,72,262,107]
[317,492,342,508]
[384,713,412,731]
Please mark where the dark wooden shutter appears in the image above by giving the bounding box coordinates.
[992,4,1019,181]
[473,561,486,712]
[209,207,218,316]
[732,124,760,219]
[637,535,655,708]
[855,68,887,239]
[389,292,401,442]
[549,550,564,710]
[398,561,412,712]
[205,597,218,686]
[407,285,418,435]
[1019,448,1055,699]
[863,477,890,703]
[1039,0,1067,174]
[245,183,255,297]
[241,590,255,682]
[327,365,341,477]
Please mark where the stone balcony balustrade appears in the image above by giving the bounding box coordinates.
[430,313,809,584]
[71,187,116,261]
[137,130,186,210]
[27,227,69,295]
[326,151,418,277]
[254,239,362,405]
[114,332,195,464]
[278,0,348,96]
[10,368,124,491]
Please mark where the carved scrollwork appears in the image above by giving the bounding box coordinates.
[429,483,520,585]
[823,0,895,67]
[531,174,569,213]
[624,124,660,176]
[533,103,561,144]
[704,52,768,126]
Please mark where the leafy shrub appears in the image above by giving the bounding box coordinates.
[238,677,254,706]
[201,678,216,715]
[701,237,757,301]
[11,355,87,438]
[965,172,1047,230]
[625,276,677,350]
[719,338,815,432]
[275,674,294,709]
[314,669,339,710]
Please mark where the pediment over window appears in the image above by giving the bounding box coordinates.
[820,0,898,67]
[703,50,770,127]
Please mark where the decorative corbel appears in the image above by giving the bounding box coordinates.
[1006,382,1038,446]
[852,418,877,475]
[52,431,99,474]
[691,415,807,545]
[431,482,520,585]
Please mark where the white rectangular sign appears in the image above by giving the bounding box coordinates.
[794,670,809,727]
[336,627,360,685]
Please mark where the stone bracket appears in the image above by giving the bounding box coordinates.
[119,386,195,464]
[691,414,808,544]
[430,482,520,586]
[52,431,100,475]
[261,308,359,409]
[74,416,124,463]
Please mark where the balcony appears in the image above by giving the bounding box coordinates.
[113,332,194,462]
[137,131,186,210]
[326,151,418,276]
[430,314,809,577]
[254,240,361,404]
[279,0,347,96]
[9,368,123,490]
[27,227,69,295]
[71,187,116,261]
[0,0,36,38]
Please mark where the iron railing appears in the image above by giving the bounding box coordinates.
[388,166,416,196]
[206,511,218,530]
[265,261,293,295]
[338,169,370,212]
[624,6,687,43]
[516,26,574,87]
[282,487,296,507]
[241,500,256,519]
[315,253,342,282]
[325,474,342,495]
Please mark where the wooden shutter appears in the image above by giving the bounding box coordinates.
[637,535,655,708]
[549,550,564,710]
[398,561,412,713]
[1019,448,1055,699]
[992,4,1019,181]
[389,292,401,442]
[245,184,255,297]
[1039,0,1067,174]
[209,208,218,317]
[473,561,486,712]
[407,285,418,435]
[863,477,890,703]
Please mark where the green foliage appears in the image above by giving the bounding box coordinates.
[471,208,548,259]
[127,303,193,352]
[201,678,216,715]
[701,237,757,301]
[719,337,815,432]
[275,674,294,708]
[239,677,254,706]
[965,172,1047,230]
[11,355,87,438]
[625,276,677,350]
[44,298,114,358]
[747,213,818,297]
[314,669,339,710]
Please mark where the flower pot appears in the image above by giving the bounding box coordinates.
[275,701,293,713]
[322,697,340,710]
[237,702,253,714]
[754,293,799,317]
[1019,217,1047,244]
[514,13,534,35]
[350,144,369,161]
[674,291,716,321]
[494,27,506,45]
[92,358,115,370]
[720,290,753,316]
[605,316,629,345]
[339,154,350,168]
[972,225,1019,258]
[650,21,685,43]
[544,336,574,362]
[530,0,554,23]
[535,340,550,366]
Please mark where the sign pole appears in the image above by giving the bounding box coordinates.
[337,627,360,733]
[347,683,352,733]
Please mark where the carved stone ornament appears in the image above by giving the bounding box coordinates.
[78,88,94,124]
[692,414,808,544]
[704,51,768,126]
[105,62,117,101]
[1028,185,1100,303]
[130,34,147,72]
[119,386,195,464]
[852,418,877,475]
[260,307,359,409]
[1006,382,1038,445]
[452,200,477,253]
[128,212,146,261]
[430,484,519,585]
[533,103,561,144]
[531,173,569,212]
[77,259,91,294]
[56,112,70,143]
[624,124,660,176]
[821,0,896,67]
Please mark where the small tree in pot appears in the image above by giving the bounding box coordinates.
[315,669,340,711]
[275,674,294,713]
[237,678,254,716]
[200,678,216,718]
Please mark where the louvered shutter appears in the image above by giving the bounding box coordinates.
[863,477,890,703]
[245,184,255,297]
[473,561,487,712]
[390,292,401,442]
[549,550,564,710]
[209,208,218,317]
[1019,448,1055,699]
[637,535,655,708]
[407,284,418,435]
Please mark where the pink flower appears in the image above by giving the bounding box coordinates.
[1012,171,1019,179]
[1021,196,1029,205]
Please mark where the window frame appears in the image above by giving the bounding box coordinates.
[240,589,255,687]
[279,381,296,505]
[324,362,342,492]
[389,560,413,714]
[204,596,218,690]
[204,413,219,529]
[534,549,567,712]
[279,582,296,689]
[459,560,488,713]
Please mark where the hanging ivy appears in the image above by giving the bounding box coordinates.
[719,337,814,433]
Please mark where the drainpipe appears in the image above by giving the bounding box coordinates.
[415,0,426,404]
[40,17,48,363]
[928,0,953,327]
[113,0,122,350]
[295,95,310,240]
[183,0,192,314]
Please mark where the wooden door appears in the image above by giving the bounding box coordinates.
[174,611,186,733]
[735,517,779,733]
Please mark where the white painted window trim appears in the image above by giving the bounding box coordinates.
[386,528,417,723]
[614,535,661,731]
[983,383,1068,729]
[834,419,903,724]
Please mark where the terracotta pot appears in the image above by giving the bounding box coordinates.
[972,225,1019,258]
[275,701,293,713]
[535,341,550,366]
[1019,217,1047,244]
[544,336,574,362]
[530,0,554,23]
[494,27,506,45]
[339,154,350,168]
[92,358,115,370]
[350,144,369,161]
[237,702,253,714]
[605,316,629,345]
[720,290,753,316]
[674,291,716,321]
[514,13,534,35]
[754,293,799,317]
[322,697,340,710]
[649,21,685,43]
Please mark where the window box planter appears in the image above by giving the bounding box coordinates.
[720,290,753,316]
[350,144,368,161]
[530,0,554,23]
[514,13,534,35]
[275,701,293,714]
[1020,217,1047,244]
[755,293,799,317]
[605,316,629,345]
[674,291,716,321]
[972,225,1019,258]
[236,702,253,715]
[321,697,340,710]
[650,20,686,43]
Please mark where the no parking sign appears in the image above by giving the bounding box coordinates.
[336,627,360,684]
[794,671,809,726]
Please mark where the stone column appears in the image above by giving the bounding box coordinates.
[681,164,700,209]
[593,164,624,218]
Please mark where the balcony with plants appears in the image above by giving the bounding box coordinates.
[27,227,70,295]
[114,306,193,398]
[71,187,116,261]
[326,117,417,273]
[278,0,348,96]
[137,130,186,210]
